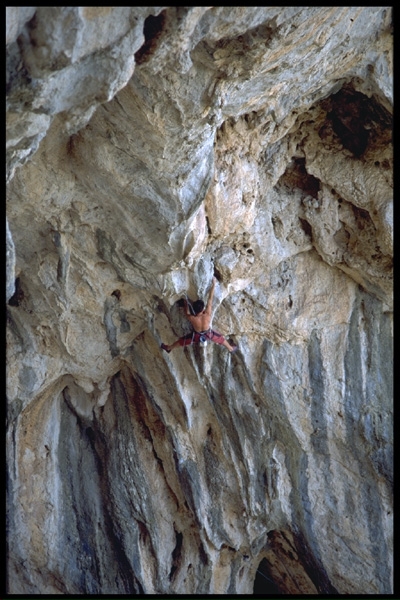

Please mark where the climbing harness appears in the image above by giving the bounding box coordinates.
[199,333,208,347]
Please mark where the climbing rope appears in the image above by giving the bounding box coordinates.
[183,292,195,316]
[182,292,195,347]
[237,550,278,589]
[180,292,276,586]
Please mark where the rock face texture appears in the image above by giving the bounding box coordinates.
[6,7,393,595]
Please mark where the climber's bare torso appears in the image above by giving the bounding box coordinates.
[161,277,237,353]
[186,305,212,332]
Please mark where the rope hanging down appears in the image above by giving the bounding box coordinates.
[237,551,279,590]
[181,298,274,578]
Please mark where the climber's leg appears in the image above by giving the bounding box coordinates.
[223,339,238,352]
[161,339,183,352]
[208,330,238,353]
[161,332,197,352]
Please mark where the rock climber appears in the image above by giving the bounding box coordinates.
[161,277,238,353]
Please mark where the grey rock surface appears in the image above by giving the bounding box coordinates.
[6,6,392,595]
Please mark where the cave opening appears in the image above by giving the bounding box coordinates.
[278,157,321,199]
[253,558,281,595]
[134,11,167,65]
[321,83,392,158]
[7,277,24,307]
[299,217,313,239]
[169,529,183,581]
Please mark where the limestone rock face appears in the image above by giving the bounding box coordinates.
[6,7,393,595]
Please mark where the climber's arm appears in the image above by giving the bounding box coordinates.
[205,277,216,316]
[183,299,192,317]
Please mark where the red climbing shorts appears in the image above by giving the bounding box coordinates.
[178,329,226,346]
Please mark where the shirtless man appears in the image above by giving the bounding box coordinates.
[161,277,238,353]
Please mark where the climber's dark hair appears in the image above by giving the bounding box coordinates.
[192,299,205,315]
